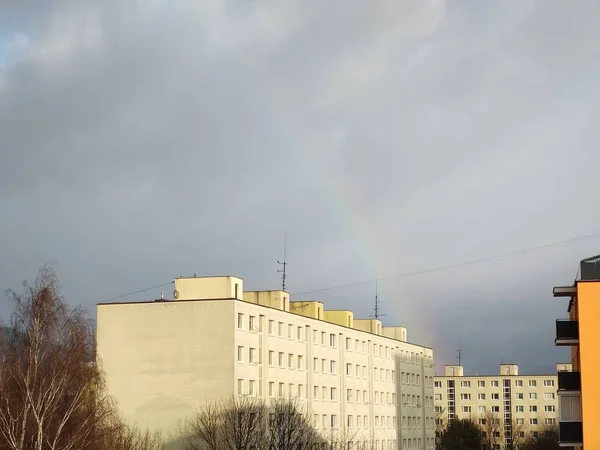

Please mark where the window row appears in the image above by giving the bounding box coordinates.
[442,378,556,388]
[400,394,422,407]
[442,392,556,401]
[401,372,420,386]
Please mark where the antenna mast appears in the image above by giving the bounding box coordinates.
[277,231,288,291]
[456,349,463,367]
[370,275,386,320]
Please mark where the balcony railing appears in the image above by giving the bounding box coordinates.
[558,371,581,392]
[555,319,579,346]
[559,421,583,447]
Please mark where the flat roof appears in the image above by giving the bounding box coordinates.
[97,297,432,350]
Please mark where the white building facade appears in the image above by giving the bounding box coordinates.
[97,276,435,450]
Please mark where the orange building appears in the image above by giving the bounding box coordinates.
[554,255,600,449]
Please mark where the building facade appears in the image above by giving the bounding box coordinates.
[434,364,564,449]
[97,276,435,449]
[553,255,600,449]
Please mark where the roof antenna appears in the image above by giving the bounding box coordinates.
[277,231,288,292]
[370,273,386,320]
[457,349,463,367]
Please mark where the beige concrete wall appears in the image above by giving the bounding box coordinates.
[354,319,382,335]
[97,300,236,438]
[173,276,242,300]
[244,290,289,311]
[323,310,354,328]
[383,326,407,342]
[290,301,324,320]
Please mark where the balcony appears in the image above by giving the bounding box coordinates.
[559,421,583,447]
[558,371,581,392]
[555,319,579,346]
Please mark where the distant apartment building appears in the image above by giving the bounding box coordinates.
[97,276,435,450]
[553,254,600,449]
[434,364,565,449]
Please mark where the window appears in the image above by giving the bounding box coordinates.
[545,405,556,412]
[492,406,499,413]
[313,357,318,371]
[477,380,485,388]
[330,334,336,348]
[278,322,283,336]
[461,394,471,400]
[322,359,326,372]
[278,352,284,367]
[289,383,294,397]
[460,381,471,388]
[478,393,486,400]
[529,418,538,425]
[331,387,337,401]
[321,331,326,345]
[269,382,274,397]
[516,418,524,425]
[347,415,353,428]
[516,406,524,412]
[298,355,303,370]
[322,415,327,428]
[560,394,582,422]
[515,393,523,400]
[237,313,244,329]
[528,380,537,387]
[515,380,523,387]
[330,360,337,374]
[298,384,303,398]
[331,415,337,428]
[544,379,555,387]
[249,316,255,330]
[434,394,441,401]
[297,326,303,340]
[490,380,499,387]
[478,406,486,413]
[434,381,442,388]
[545,418,556,425]
[249,348,256,364]
[268,320,274,334]
[278,383,284,397]
[314,385,319,400]
[346,337,351,350]
[249,380,255,396]
[530,406,538,413]
[347,389,353,402]
[544,392,555,400]
[529,393,537,400]
[237,346,244,362]
[268,351,274,366]
[356,365,360,377]
[313,329,318,342]
[347,363,352,376]
[288,324,293,338]
[288,354,293,368]
[491,393,499,400]
[237,379,244,395]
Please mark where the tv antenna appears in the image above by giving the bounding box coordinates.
[456,349,463,367]
[277,231,288,291]
[370,275,386,320]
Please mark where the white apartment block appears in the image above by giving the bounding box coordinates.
[434,363,570,449]
[97,276,435,450]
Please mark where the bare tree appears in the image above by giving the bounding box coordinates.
[505,417,529,450]
[266,398,321,450]
[479,411,502,450]
[185,396,267,450]
[0,266,162,450]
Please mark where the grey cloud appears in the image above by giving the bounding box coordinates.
[1,0,599,373]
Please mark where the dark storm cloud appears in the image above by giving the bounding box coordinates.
[1,0,599,374]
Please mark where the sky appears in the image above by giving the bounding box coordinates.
[1,0,600,376]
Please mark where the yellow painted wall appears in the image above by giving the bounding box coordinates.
[576,281,600,449]
[353,319,382,335]
[323,310,353,327]
[382,326,407,342]
[174,276,242,300]
[245,290,289,311]
[97,300,236,438]
[289,301,324,319]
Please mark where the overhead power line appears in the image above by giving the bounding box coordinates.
[291,231,600,296]
[102,281,174,303]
